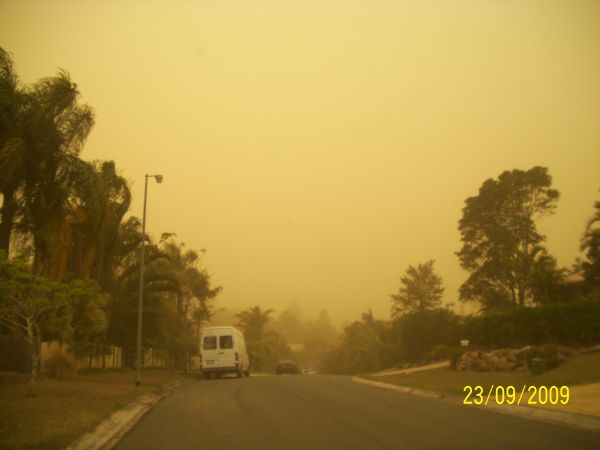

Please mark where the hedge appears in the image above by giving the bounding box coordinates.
[463,299,600,348]
[393,309,461,363]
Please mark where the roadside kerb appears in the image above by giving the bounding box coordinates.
[67,379,191,450]
[352,376,600,433]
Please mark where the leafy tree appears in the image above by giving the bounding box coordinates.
[271,303,303,343]
[581,193,600,295]
[305,309,338,353]
[64,279,108,358]
[0,252,106,389]
[322,310,388,374]
[0,253,68,386]
[457,167,560,311]
[390,260,444,318]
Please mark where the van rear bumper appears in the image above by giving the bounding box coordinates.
[201,364,239,374]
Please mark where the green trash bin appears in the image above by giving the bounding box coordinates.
[530,357,545,376]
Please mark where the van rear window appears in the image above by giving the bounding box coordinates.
[219,335,233,349]
[203,336,217,350]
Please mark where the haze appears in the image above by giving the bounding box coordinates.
[2,0,599,324]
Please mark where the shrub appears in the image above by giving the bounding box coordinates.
[538,344,571,369]
[395,308,461,363]
[464,299,600,348]
[44,346,77,380]
[449,346,465,370]
[425,345,453,363]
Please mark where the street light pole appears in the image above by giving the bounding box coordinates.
[135,174,163,387]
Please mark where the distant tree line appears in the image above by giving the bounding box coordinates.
[323,167,600,374]
[211,304,339,372]
[0,47,221,386]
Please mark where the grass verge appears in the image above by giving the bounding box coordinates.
[359,352,600,416]
[362,352,600,396]
[0,369,192,450]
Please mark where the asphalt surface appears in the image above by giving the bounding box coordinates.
[114,374,600,450]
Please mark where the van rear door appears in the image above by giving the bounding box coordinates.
[216,334,236,369]
[202,334,219,369]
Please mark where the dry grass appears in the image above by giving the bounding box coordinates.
[0,369,190,450]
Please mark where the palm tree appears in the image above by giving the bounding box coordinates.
[0,48,94,277]
[65,160,131,280]
[0,47,27,255]
[159,236,222,368]
[236,306,275,342]
[104,218,179,366]
[20,71,94,279]
[528,246,565,304]
[235,306,291,371]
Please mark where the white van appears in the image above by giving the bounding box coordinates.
[200,326,250,378]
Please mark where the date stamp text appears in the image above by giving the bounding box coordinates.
[463,385,570,406]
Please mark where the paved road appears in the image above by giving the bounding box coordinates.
[114,374,600,450]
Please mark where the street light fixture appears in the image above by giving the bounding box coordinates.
[135,174,163,387]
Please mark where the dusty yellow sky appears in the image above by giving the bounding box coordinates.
[2,0,599,323]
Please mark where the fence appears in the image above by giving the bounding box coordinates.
[142,347,169,368]
[142,349,201,370]
[41,342,123,370]
[1,336,200,373]
[0,335,31,372]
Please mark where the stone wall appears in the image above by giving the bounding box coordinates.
[455,345,571,372]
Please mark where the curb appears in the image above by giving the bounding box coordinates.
[352,376,445,399]
[67,379,190,450]
[352,376,600,433]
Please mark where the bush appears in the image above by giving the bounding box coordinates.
[44,346,77,380]
[537,344,571,370]
[449,346,465,370]
[464,299,600,348]
[394,308,461,363]
[425,345,453,363]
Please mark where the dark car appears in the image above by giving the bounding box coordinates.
[276,359,300,375]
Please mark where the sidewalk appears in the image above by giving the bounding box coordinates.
[536,382,600,418]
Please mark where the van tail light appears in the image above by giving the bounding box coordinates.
[235,352,239,362]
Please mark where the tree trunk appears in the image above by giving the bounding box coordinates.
[520,241,531,307]
[517,281,526,307]
[0,185,17,256]
[26,319,41,396]
[33,234,47,276]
